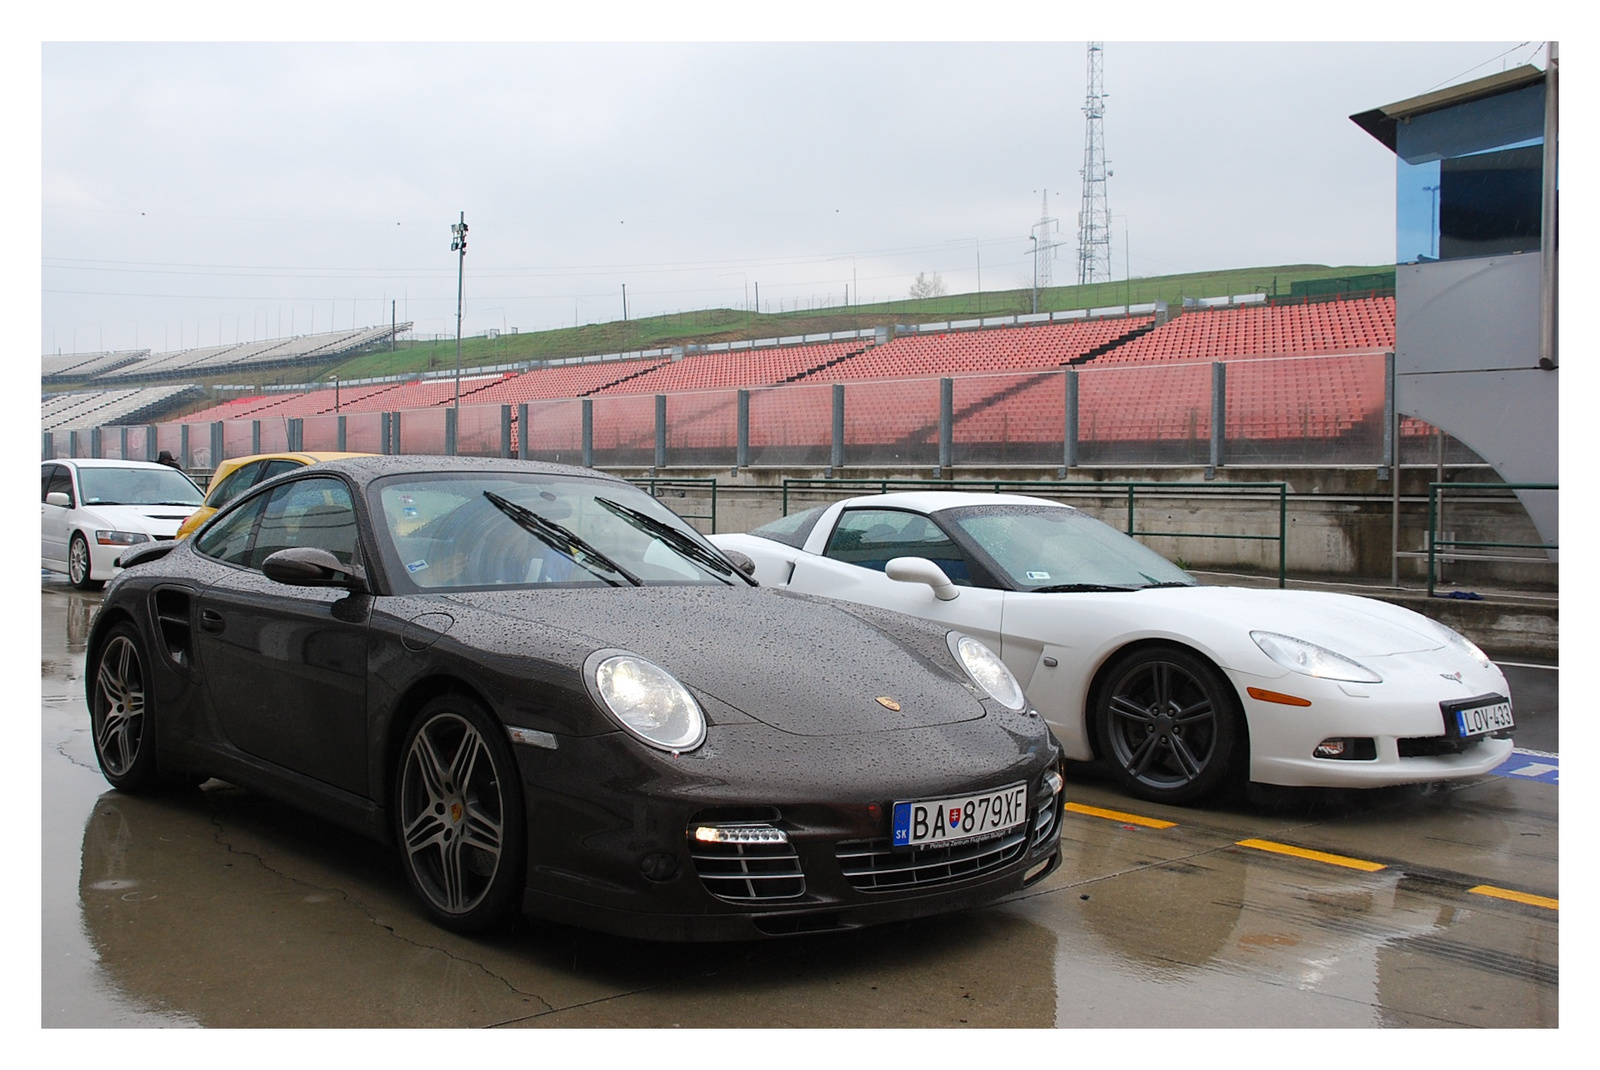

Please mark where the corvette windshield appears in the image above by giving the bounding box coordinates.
[945,505,1195,591]
[371,472,738,590]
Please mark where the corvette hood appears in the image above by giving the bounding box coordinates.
[441,586,985,735]
[1128,586,1448,657]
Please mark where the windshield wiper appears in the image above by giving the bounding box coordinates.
[594,496,752,586]
[1028,583,1138,593]
[1137,581,1195,589]
[483,491,642,587]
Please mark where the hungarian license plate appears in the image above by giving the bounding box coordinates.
[1454,699,1514,739]
[892,783,1027,849]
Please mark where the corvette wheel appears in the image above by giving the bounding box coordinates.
[395,697,525,933]
[90,623,158,791]
[69,532,104,591]
[1093,646,1240,805]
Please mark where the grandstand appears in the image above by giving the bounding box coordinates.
[41,384,205,432]
[46,294,1426,466]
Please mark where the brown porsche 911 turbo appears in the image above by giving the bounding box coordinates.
[87,456,1063,941]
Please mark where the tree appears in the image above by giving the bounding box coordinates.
[908,272,946,300]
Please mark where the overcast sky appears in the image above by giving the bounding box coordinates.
[37,31,1554,356]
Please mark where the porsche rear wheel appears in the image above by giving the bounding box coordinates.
[90,623,158,792]
[395,696,526,933]
[1092,645,1241,805]
[69,532,104,591]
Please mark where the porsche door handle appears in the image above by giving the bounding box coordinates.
[200,609,225,633]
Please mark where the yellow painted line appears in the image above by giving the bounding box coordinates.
[1236,838,1386,872]
[1469,885,1559,910]
[1063,801,1177,829]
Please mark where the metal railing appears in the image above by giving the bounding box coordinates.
[780,477,1289,586]
[627,476,718,532]
[1426,482,1557,596]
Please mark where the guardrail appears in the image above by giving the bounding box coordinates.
[1426,482,1557,596]
[628,476,718,532]
[780,478,1289,586]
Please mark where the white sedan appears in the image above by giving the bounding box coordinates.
[42,458,204,589]
[712,491,1514,804]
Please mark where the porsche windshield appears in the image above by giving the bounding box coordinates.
[370,473,738,590]
[943,505,1195,591]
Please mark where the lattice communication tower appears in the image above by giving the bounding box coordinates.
[1032,190,1061,288]
[1076,42,1113,285]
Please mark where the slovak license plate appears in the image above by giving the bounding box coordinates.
[1454,698,1514,739]
[892,783,1027,849]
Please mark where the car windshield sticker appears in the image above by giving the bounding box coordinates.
[406,559,430,573]
[1026,571,1051,581]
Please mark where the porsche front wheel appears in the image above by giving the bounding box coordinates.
[1092,646,1241,805]
[394,696,526,933]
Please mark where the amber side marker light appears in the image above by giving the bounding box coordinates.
[1247,687,1312,707]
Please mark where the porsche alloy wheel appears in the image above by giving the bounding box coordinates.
[1093,646,1240,805]
[90,624,157,791]
[69,532,104,591]
[396,698,525,933]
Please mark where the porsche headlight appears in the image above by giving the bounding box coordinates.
[949,633,1026,710]
[1419,618,1493,669]
[1251,631,1382,684]
[593,653,706,752]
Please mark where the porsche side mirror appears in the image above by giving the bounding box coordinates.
[885,556,960,601]
[262,546,368,592]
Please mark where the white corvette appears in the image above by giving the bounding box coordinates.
[711,492,1514,804]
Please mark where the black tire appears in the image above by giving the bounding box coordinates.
[69,532,104,591]
[1092,645,1242,805]
[394,695,526,933]
[89,622,159,792]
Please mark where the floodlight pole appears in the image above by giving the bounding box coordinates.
[451,211,468,408]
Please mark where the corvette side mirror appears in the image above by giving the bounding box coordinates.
[722,549,757,577]
[885,556,960,601]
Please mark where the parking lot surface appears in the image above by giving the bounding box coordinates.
[41,579,1557,1028]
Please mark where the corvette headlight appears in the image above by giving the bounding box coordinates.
[1251,631,1382,684]
[96,529,151,546]
[1419,618,1493,670]
[592,653,706,752]
[949,633,1026,710]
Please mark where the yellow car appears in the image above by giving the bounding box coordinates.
[174,452,369,539]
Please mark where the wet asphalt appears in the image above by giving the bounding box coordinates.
[40,577,1558,1028]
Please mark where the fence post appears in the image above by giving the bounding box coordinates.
[1208,361,1226,475]
[337,415,347,452]
[288,418,303,452]
[830,384,845,474]
[1063,368,1079,474]
[1379,351,1395,482]
[500,404,513,459]
[90,427,103,458]
[518,403,529,460]
[145,425,158,462]
[582,399,593,468]
[210,422,224,467]
[251,420,261,455]
[938,377,953,474]
[392,412,403,456]
[180,424,191,467]
[655,394,667,470]
[736,389,749,469]
[445,407,457,456]
[380,413,391,455]
[70,430,82,458]
[42,431,53,460]
[120,426,130,460]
